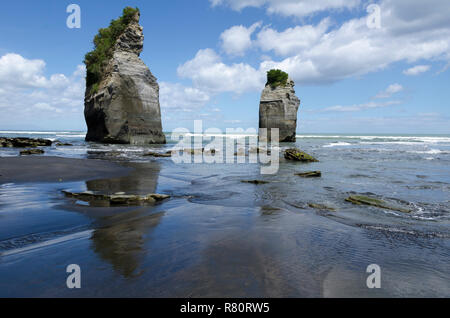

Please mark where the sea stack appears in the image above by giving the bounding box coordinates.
[259,70,300,142]
[84,8,166,144]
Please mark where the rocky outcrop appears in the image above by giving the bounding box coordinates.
[259,78,300,142]
[0,137,52,148]
[84,11,166,145]
[284,148,318,162]
[62,190,170,207]
[295,171,322,178]
[345,195,412,213]
[20,149,45,156]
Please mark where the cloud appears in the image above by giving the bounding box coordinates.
[374,83,403,99]
[220,22,262,56]
[160,82,211,112]
[0,53,49,88]
[321,100,402,112]
[403,65,431,76]
[256,18,331,56]
[186,0,450,91]
[210,0,360,18]
[0,53,85,128]
[177,48,265,94]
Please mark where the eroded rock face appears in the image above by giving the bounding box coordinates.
[259,79,300,142]
[84,12,166,145]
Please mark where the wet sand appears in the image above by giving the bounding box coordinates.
[0,156,132,184]
[0,141,449,297]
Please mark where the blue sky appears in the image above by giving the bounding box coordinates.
[0,0,449,134]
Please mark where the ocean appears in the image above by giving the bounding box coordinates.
[0,131,449,297]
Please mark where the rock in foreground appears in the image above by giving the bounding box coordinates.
[63,191,170,206]
[1,137,52,148]
[296,171,322,178]
[284,148,318,162]
[84,8,166,145]
[241,180,270,185]
[346,195,412,213]
[20,149,45,156]
[143,151,172,158]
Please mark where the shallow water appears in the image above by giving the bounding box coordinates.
[0,132,449,297]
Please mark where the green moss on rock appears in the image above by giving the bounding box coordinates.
[267,69,289,88]
[84,7,140,89]
[345,195,412,213]
[284,148,319,162]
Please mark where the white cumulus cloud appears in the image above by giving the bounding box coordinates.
[160,82,211,112]
[177,48,265,94]
[220,21,262,56]
[0,53,85,129]
[403,65,431,76]
[210,0,360,18]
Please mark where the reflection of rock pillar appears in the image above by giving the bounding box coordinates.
[91,211,164,278]
[86,162,161,195]
[85,162,163,277]
[259,79,300,142]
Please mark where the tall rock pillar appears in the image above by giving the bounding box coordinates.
[84,9,166,145]
[258,77,300,142]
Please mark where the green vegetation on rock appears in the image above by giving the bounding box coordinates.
[284,148,319,162]
[84,7,140,90]
[267,69,289,88]
[296,171,322,178]
[345,195,412,213]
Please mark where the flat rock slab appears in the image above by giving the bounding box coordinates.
[63,191,170,207]
[143,151,172,157]
[20,149,45,156]
[346,195,412,213]
[0,156,132,184]
[308,203,335,211]
[296,171,322,178]
[241,180,270,185]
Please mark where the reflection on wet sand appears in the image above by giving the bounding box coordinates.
[91,210,164,278]
[84,162,165,277]
[86,162,162,195]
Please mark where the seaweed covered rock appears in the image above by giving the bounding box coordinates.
[259,70,300,142]
[284,148,318,162]
[296,171,322,178]
[0,137,52,148]
[20,149,45,156]
[84,8,166,145]
[346,195,412,213]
